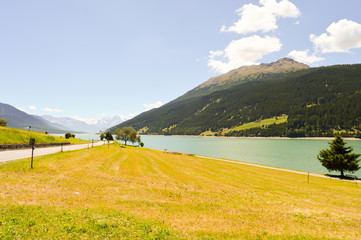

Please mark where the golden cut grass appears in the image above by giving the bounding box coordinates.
[0,143,360,239]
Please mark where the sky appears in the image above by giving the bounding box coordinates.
[1,0,361,123]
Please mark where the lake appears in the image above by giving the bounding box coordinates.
[72,133,361,177]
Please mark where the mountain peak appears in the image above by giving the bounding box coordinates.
[198,58,309,89]
[275,57,298,64]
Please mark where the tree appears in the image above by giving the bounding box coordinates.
[105,131,114,141]
[317,135,361,177]
[65,132,72,139]
[99,132,105,140]
[136,135,141,146]
[115,126,136,145]
[0,118,8,126]
[129,131,137,145]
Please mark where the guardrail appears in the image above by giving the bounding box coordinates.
[0,142,71,151]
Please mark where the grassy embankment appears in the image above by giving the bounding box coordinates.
[201,115,288,136]
[1,143,361,239]
[0,126,88,145]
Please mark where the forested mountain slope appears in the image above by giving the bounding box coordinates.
[174,57,309,102]
[111,64,361,137]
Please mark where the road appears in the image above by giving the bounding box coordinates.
[0,141,106,163]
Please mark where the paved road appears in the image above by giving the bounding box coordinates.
[0,141,106,163]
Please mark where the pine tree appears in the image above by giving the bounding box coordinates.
[105,131,114,141]
[317,135,361,177]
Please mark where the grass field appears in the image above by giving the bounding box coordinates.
[0,126,88,144]
[1,143,361,239]
[201,116,288,136]
[225,115,288,133]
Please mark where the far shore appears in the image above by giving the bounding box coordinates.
[140,134,361,141]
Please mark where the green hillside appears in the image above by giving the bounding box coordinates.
[175,57,310,102]
[0,126,88,144]
[1,144,361,239]
[111,64,361,138]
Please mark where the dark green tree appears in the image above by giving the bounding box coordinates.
[65,132,72,139]
[317,135,361,177]
[105,131,114,141]
[0,118,8,126]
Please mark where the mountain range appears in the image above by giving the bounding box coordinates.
[110,58,361,138]
[42,115,126,133]
[0,102,125,133]
[0,102,69,133]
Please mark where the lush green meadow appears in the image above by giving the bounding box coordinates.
[0,126,88,145]
[201,116,288,136]
[1,143,361,239]
[225,115,288,133]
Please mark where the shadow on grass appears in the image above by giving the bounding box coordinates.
[326,174,359,180]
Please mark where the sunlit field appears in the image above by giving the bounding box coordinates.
[1,143,360,239]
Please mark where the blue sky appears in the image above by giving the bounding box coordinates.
[1,0,361,122]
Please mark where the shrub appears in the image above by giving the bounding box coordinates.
[0,118,8,127]
[65,132,72,139]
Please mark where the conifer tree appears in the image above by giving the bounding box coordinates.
[105,131,114,141]
[317,135,361,177]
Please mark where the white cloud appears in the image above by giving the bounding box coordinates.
[288,49,324,64]
[310,19,361,53]
[73,115,98,125]
[221,0,300,34]
[29,105,36,110]
[143,101,163,111]
[44,107,63,113]
[208,35,282,73]
[128,113,138,118]
[16,107,25,112]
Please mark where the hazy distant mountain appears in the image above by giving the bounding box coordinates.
[94,115,128,131]
[42,115,126,133]
[0,102,69,133]
[41,115,98,133]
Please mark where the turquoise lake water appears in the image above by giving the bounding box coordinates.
[73,134,361,177]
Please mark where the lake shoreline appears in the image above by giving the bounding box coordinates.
[140,134,361,141]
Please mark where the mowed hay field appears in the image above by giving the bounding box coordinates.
[0,144,361,239]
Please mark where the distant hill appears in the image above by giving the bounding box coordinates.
[42,115,100,133]
[0,102,69,133]
[110,61,361,138]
